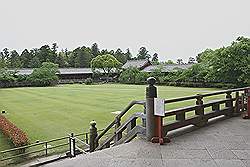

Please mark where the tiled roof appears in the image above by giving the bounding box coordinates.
[11,68,105,75]
[142,64,192,73]
[122,59,150,69]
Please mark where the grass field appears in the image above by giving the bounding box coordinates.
[0,84,222,151]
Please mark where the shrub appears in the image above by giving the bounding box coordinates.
[69,80,74,84]
[85,78,93,85]
[0,115,29,147]
[119,67,141,84]
[0,68,17,83]
[28,62,59,87]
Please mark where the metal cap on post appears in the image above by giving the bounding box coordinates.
[146,77,157,141]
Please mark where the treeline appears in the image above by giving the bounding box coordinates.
[0,43,163,69]
[119,37,250,88]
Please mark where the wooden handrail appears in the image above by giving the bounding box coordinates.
[95,112,144,150]
[0,131,97,155]
[95,100,145,143]
[162,87,250,137]
[164,87,249,104]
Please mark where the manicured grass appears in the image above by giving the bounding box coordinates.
[0,84,221,150]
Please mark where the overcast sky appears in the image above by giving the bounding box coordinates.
[0,0,250,62]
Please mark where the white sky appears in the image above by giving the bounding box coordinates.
[0,0,250,62]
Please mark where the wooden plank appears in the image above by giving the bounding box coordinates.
[163,115,201,132]
[165,106,197,117]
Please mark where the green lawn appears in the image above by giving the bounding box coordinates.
[0,84,222,150]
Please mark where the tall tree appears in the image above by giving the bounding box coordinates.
[151,53,159,65]
[91,43,99,58]
[137,47,150,60]
[176,59,183,65]
[188,57,196,64]
[3,48,10,60]
[55,51,67,67]
[9,50,21,68]
[125,48,132,60]
[0,52,6,68]
[20,49,32,68]
[29,56,41,68]
[91,54,122,77]
[51,43,58,53]
[114,48,127,64]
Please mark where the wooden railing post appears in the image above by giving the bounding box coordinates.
[69,133,75,157]
[225,91,233,116]
[72,137,76,157]
[194,94,207,127]
[242,88,250,119]
[248,89,250,117]
[85,133,88,144]
[142,104,146,127]
[234,91,240,114]
[146,77,157,141]
[127,117,137,133]
[241,93,246,112]
[89,121,97,152]
[114,117,122,143]
[45,142,48,156]
[176,111,185,122]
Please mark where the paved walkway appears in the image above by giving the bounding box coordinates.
[41,116,250,167]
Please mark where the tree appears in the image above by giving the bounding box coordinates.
[151,53,159,65]
[176,59,183,65]
[0,68,17,83]
[91,43,99,58]
[3,48,10,60]
[119,67,148,84]
[114,48,127,64]
[51,43,58,53]
[20,49,32,68]
[165,60,175,64]
[188,57,196,64]
[0,52,6,68]
[71,47,92,68]
[29,56,41,68]
[137,47,150,60]
[9,50,21,68]
[125,48,132,60]
[55,51,67,67]
[28,62,59,86]
[193,36,250,86]
[196,49,213,63]
[91,54,122,77]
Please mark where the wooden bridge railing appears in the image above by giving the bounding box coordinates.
[145,77,250,143]
[92,100,146,151]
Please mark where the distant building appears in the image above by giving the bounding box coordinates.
[13,68,104,80]
[122,59,151,70]
[11,60,192,82]
[142,64,192,73]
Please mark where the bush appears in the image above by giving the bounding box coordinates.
[85,78,93,85]
[0,68,17,83]
[0,115,29,147]
[119,67,148,84]
[28,62,59,87]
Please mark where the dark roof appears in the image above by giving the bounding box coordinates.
[142,64,192,73]
[122,59,151,69]
[11,68,105,75]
